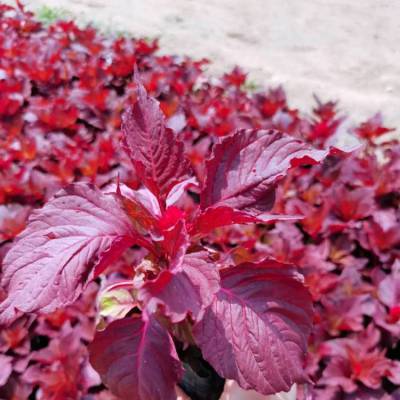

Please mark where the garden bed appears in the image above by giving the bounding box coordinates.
[0,4,399,399]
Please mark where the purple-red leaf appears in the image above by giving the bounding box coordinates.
[0,354,12,386]
[191,206,302,236]
[113,183,161,234]
[138,252,220,323]
[0,183,136,325]
[158,215,189,264]
[89,315,183,400]
[121,78,191,204]
[200,129,331,213]
[193,259,313,395]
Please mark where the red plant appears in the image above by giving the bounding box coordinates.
[1,77,344,399]
[0,4,399,400]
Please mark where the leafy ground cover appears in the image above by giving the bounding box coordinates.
[0,3,399,400]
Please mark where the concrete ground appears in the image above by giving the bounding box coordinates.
[5,0,400,134]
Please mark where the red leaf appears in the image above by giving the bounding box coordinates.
[138,252,220,323]
[354,113,394,140]
[112,183,161,234]
[0,354,12,386]
[377,271,400,312]
[89,315,183,400]
[159,218,189,264]
[165,177,198,208]
[200,129,330,214]
[0,183,137,325]
[319,330,395,392]
[22,326,87,399]
[332,185,375,221]
[0,204,32,241]
[121,77,191,205]
[191,205,301,236]
[194,259,313,395]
